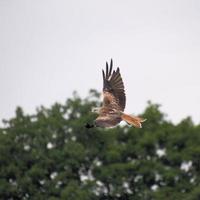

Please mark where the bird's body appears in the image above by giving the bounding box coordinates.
[95,107,122,128]
[88,59,146,128]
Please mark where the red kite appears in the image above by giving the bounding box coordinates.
[86,59,146,128]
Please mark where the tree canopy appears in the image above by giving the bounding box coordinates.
[0,90,200,200]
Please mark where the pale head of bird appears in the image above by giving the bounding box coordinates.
[91,107,101,114]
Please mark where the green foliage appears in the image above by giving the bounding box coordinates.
[0,89,200,199]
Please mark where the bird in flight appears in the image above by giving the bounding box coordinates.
[86,59,146,128]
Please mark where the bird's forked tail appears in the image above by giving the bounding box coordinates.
[121,113,146,128]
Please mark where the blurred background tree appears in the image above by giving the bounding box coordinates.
[0,90,200,200]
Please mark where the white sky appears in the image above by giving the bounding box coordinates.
[0,0,200,125]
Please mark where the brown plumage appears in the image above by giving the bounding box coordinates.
[92,59,146,128]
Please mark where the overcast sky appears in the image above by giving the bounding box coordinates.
[0,0,200,125]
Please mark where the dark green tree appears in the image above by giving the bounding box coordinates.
[0,90,200,200]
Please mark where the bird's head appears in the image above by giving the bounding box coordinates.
[91,107,100,114]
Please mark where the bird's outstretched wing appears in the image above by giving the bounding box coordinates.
[102,59,126,111]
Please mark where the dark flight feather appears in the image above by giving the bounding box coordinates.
[102,59,126,111]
